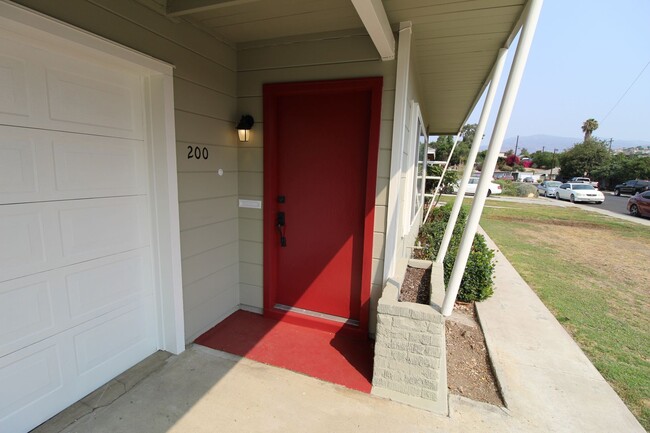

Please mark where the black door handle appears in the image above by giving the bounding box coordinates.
[277,212,287,247]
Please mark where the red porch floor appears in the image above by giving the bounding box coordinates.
[194,310,374,393]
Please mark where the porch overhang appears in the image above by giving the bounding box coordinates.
[161,0,529,135]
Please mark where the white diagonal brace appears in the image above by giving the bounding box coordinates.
[351,0,395,61]
[441,0,544,316]
[435,48,508,264]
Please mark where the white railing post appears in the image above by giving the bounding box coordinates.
[441,0,544,316]
[436,48,509,264]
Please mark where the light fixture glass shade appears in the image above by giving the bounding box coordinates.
[238,128,250,142]
[236,115,254,142]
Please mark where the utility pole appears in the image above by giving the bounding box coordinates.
[514,135,519,156]
[549,148,558,179]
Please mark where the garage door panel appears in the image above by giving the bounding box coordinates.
[73,302,155,376]
[0,280,54,353]
[52,134,147,195]
[45,67,138,134]
[0,28,144,140]
[59,197,150,260]
[1,299,156,432]
[66,252,152,320]
[0,52,32,119]
[1,197,150,282]
[0,249,153,359]
[39,55,144,139]
[0,133,39,195]
[0,126,147,205]
[0,205,62,283]
[0,210,48,278]
[0,343,62,422]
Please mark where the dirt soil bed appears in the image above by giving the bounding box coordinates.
[399,269,503,407]
[446,303,504,406]
[398,266,431,304]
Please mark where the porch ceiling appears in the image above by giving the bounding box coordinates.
[167,0,527,135]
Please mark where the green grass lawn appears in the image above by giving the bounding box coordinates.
[477,200,650,429]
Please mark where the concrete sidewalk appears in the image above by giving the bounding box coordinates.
[34,238,645,433]
[476,229,645,432]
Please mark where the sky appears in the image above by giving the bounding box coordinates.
[467,0,650,146]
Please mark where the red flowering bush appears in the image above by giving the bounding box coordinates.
[505,154,520,166]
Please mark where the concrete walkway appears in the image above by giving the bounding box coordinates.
[34,239,645,432]
[476,230,645,432]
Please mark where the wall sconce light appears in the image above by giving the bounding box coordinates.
[236,115,254,142]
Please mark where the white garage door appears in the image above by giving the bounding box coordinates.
[0,25,159,432]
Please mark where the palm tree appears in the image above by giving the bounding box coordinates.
[581,118,599,141]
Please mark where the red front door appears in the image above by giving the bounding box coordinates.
[263,78,382,332]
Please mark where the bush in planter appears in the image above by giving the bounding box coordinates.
[515,182,538,197]
[458,234,495,301]
[418,203,495,302]
[494,180,538,197]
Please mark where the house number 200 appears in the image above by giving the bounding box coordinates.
[187,146,209,160]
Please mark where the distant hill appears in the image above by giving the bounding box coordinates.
[497,134,650,153]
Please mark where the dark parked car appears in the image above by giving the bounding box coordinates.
[627,191,650,217]
[614,179,650,196]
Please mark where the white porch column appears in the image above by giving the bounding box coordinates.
[436,48,508,264]
[441,0,544,316]
[384,22,412,281]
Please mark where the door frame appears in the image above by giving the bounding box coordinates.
[262,77,383,334]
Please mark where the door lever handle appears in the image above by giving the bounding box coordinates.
[277,212,287,247]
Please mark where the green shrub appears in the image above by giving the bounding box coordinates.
[418,203,495,302]
[494,180,538,197]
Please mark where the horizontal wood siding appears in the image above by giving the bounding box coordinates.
[14,0,240,342]
[238,33,396,332]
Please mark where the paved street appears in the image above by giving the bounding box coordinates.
[482,191,650,227]
[598,191,638,215]
[537,191,631,215]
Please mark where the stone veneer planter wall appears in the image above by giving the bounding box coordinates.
[371,258,448,414]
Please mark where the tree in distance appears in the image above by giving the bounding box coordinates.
[582,118,599,141]
[559,138,610,179]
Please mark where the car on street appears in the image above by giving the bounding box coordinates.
[456,177,502,196]
[614,179,650,196]
[537,180,562,198]
[627,191,650,217]
[569,176,599,189]
[555,183,604,204]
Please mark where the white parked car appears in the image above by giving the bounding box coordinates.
[456,177,502,197]
[555,183,604,204]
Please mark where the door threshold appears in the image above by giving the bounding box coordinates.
[274,304,360,327]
